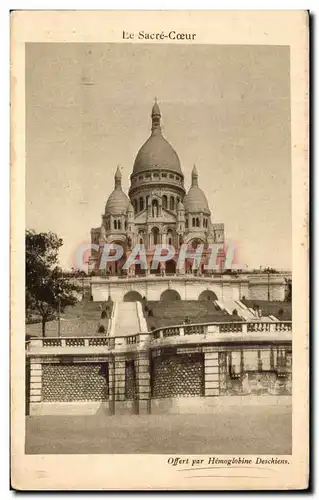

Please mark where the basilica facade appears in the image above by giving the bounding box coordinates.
[89,101,225,276]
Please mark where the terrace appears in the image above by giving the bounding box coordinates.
[26,320,292,357]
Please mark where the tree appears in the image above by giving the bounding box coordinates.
[26,230,80,336]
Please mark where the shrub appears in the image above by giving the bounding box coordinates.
[101,310,107,319]
[148,309,153,317]
[97,325,105,334]
[232,309,238,316]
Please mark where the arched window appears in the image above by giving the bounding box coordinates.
[196,217,200,227]
[177,196,180,204]
[125,221,128,230]
[162,195,168,210]
[118,220,121,230]
[170,196,175,211]
[192,239,201,249]
[152,227,159,245]
[192,217,195,227]
[114,220,117,230]
[139,197,144,212]
[167,230,173,246]
[185,219,188,229]
[138,231,144,245]
[133,200,138,213]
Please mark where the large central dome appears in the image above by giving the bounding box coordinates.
[132,102,182,175]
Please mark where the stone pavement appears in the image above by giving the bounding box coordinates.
[25,405,291,455]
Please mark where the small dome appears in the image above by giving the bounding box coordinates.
[177,200,184,211]
[105,190,129,215]
[105,166,130,215]
[183,165,211,215]
[184,186,210,214]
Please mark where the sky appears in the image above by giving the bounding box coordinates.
[26,43,291,270]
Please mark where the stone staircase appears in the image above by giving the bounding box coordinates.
[111,302,143,337]
[216,298,276,322]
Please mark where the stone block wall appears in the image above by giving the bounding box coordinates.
[26,337,292,415]
[42,362,109,402]
[91,275,286,302]
[151,353,204,398]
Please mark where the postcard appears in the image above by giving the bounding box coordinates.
[11,10,309,490]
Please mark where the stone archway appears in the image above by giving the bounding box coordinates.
[151,227,160,246]
[123,291,143,302]
[160,289,181,302]
[198,290,218,301]
[106,240,126,276]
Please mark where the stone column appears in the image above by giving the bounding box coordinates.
[204,350,220,396]
[29,357,42,415]
[137,352,151,414]
[114,357,126,401]
[109,356,126,414]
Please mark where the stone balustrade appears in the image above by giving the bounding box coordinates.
[151,321,292,339]
[26,321,292,355]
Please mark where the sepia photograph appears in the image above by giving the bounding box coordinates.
[11,11,308,490]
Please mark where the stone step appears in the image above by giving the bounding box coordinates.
[113,302,140,337]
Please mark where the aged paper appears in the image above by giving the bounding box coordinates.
[11,10,309,490]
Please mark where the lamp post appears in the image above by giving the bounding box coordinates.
[267,271,270,302]
[56,276,63,338]
[57,297,61,337]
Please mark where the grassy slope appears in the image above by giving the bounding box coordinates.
[26,300,109,337]
[145,300,241,330]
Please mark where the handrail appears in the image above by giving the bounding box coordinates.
[151,320,292,335]
[26,334,139,341]
[26,320,292,349]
